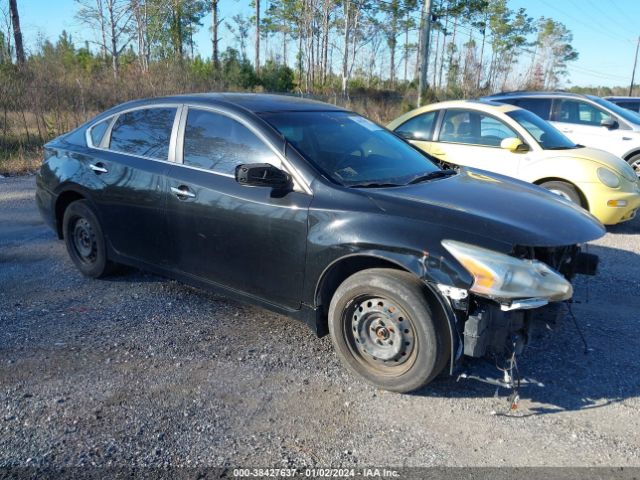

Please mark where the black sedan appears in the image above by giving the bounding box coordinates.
[36,94,604,393]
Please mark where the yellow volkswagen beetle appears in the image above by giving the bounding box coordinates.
[388,100,640,225]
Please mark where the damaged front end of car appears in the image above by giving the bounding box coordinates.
[434,240,599,408]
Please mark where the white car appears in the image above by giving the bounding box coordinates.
[486,92,640,176]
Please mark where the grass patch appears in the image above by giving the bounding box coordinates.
[0,147,43,176]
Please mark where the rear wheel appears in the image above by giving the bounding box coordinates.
[627,153,640,178]
[540,180,582,206]
[328,268,449,393]
[62,200,115,278]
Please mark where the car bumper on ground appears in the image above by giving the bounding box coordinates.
[580,183,640,225]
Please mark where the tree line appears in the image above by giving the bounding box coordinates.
[1,0,583,94]
[0,0,604,171]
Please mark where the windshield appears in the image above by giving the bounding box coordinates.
[506,109,578,150]
[588,95,640,125]
[259,111,441,187]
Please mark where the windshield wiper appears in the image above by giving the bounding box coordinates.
[348,182,403,188]
[406,169,457,185]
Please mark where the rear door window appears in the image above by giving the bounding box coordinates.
[182,108,281,175]
[551,99,610,126]
[109,108,177,160]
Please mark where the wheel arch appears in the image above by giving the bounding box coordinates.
[315,254,413,310]
[314,253,459,374]
[623,149,640,162]
[54,188,87,239]
[533,177,590,211]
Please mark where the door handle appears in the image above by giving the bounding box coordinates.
[432,149,445,155]
[560,128,573,134]
[89,163,108,174]
[171,186,196,199]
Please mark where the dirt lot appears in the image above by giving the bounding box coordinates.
[1,175,640,468]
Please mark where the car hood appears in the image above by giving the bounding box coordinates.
[365,168,605,249]
[551,147,637,181]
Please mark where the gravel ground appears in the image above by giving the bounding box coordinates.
[1,175,639,468]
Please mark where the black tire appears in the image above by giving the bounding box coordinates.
[328,268,450,393]
[540,180,582,206]
[627,153,640,178]
[62,200,114,278]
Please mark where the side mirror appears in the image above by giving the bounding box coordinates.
[600,117,618,130]
[500,137,529,152]
[235,163,293,190]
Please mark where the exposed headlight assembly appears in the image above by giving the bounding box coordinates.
[596,167,621,188]
[442,240,573,303]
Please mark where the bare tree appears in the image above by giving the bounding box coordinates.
[254,0,260,73]
[75,0,135,79]
[8,0,25,64]
[341,0,351,96]
[211,0,220,67]
[130,0,150,72]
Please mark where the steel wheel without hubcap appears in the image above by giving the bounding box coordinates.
[346,296,417,375]
[62,199,115,278]
[328,268,449,393]
[71,217,98,265]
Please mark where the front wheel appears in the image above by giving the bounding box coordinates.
[62,199,115,278]
[540,180,582,206]
[328,269,449,393]
[627,153,640,178]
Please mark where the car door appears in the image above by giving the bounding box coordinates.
[164,106,312,309]
[86,106,177,266]
[430,108,523,178]
[549,98,622,152]
[393,110,438,155]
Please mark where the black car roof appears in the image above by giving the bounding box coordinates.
[111,93,346,115]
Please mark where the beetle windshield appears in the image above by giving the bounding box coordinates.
[260,111,442,187]
[506,109,578,150]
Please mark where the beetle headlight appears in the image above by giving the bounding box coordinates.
[596,167,621,188]
[442,240,573,302]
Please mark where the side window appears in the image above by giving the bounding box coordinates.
[621,102,640,112]
[182,109,281,175]
[439,109,517,147]
[513,98,551,120]
[395,111,437,140]
[109,108,177,160]
[89,119,110,147]
[552,99,610,126]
